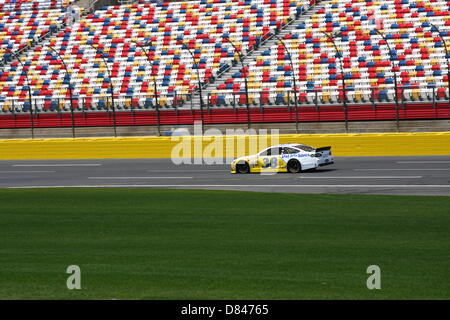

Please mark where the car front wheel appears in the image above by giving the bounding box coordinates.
[236,162,250,174]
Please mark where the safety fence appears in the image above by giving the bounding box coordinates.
[1,101,449,129]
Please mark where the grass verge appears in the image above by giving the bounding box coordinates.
[0,188,449,299]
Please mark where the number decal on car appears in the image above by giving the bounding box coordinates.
[270,157,277,168]
[262,157,277,168]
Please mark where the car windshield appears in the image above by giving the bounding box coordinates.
[294,144,315,152]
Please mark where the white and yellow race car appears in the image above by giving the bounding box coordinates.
[231,144,334,174]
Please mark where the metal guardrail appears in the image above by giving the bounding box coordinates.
[1,86,448,114]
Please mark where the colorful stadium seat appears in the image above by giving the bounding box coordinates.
[1,0,304,110]
[0,0,449,111]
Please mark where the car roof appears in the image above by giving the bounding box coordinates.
[266,144,310,148]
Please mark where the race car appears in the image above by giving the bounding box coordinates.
[230,144,334,174]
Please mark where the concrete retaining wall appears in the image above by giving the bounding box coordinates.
[0,132,449,160]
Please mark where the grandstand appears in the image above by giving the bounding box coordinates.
[0,4,68,54]
[0,0,449,134]
[0,0,71,11]
[208,0,450,106]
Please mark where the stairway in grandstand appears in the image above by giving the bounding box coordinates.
[189,0,326,111]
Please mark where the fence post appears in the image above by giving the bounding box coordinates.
[401,86,405,110]
[287,91,291,111]
[31,100,35,139]
[432,87,436,109]
[371,87,375,110]
[82,97,86,118]
[396,87,400,132]
[12,100,16,119]
[176,92,180,115]
[259,91,263,112]
[314,90,318,111]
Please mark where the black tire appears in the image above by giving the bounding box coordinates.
[236,162,250,174]
[287,159,302,173]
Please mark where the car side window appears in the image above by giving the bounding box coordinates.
[270,147,281,156]
[260,147,283,156]
[283,147,299,154]
[259,148,271,156]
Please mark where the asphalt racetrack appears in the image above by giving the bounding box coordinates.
[0,156,449,195]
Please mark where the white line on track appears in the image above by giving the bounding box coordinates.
[397,161,450,164]
[0,171,55,173]
[299,176,422,179]
[12,164,102,167]
[88,177,193,180]
[7,184,450,189]
[355,168,450,171]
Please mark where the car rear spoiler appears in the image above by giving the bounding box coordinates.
[315,146,331,152]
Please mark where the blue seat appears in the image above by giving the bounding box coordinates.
[276,94,285,104]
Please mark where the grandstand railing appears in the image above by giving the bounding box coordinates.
[0,85,450,114]
[1,101,449,135]
[206,86,449,110]
[1,87,449,138]
[2,85,447,113]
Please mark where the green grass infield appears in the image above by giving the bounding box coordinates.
[1,188,449,299]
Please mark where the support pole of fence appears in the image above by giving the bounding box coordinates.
[430,23,450,111]
[373,29,400,132]
[85,43,118,137]
[47,45,76,138]
[223,36,251,129]
[432,86,436,109]
[6,50,35,138]
[273,34,299,133]
[182,42,204,135]
[321,32,348,133]
[131,40,161,136]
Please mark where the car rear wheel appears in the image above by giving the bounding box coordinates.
[287,159,301,173]
[236,162,250,174]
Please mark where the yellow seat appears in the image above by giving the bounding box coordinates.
[322,92,331,103]
[3,101,12,111]
[412,88,421,100]
[159,97,167,107]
